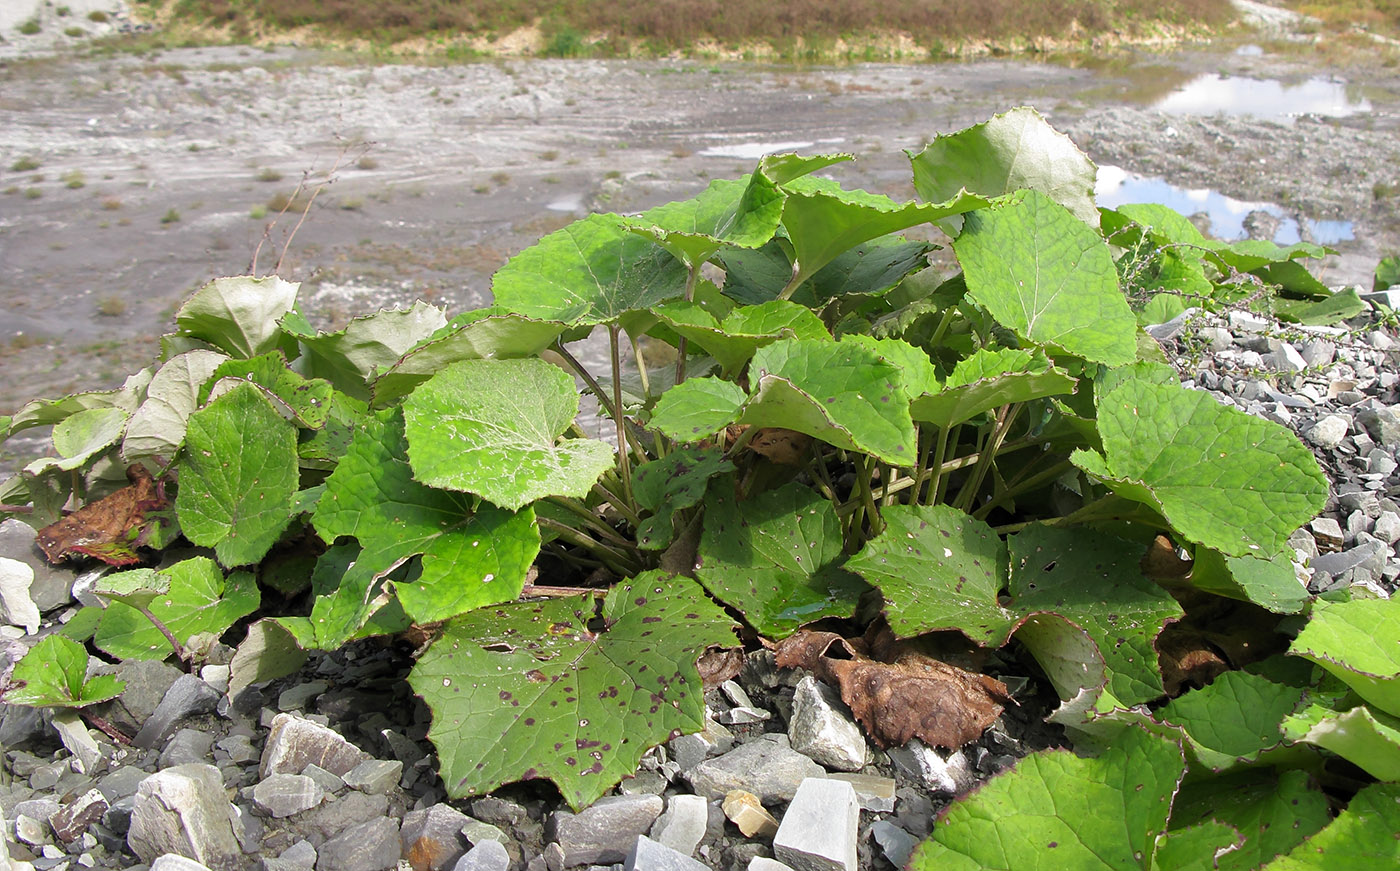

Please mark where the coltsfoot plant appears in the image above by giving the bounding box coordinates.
[3,108,1398,866]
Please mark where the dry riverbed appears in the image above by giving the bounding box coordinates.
[1,16,1398,469]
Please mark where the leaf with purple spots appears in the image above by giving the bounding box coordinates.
[409,572,738,810]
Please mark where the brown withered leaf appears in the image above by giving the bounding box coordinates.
[775,629,1010,750]
[37,465,168,566]
[828,655,1011,749]
[774,630,868,669]
[748,429,812,465]
[1157,628,1229,697]
[1141,534,1193,580]
[697,647,745,689]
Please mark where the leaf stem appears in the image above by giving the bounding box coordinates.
[591,479,642,529]
[554,341,618,425]
[133,603,189,663]
[544,496,635,549]
[675,265,699,386]
[954,403,1022,513]
[971,459,1073,521]
[537,516,641,576]
[629,332,652,399]
[607,324,634,508]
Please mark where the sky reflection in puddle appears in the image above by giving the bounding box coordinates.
[1095,165,1354,245]
[1151,74,1371,121]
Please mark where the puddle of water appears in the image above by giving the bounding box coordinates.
[1095,165,1354,245]
[697,140,817,159]
[696,136,845,160]
[1235,44,1265,56]
[1151,74,1371,121]
[546,193,586,213]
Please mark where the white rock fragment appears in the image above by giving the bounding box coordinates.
[1305,415,1350,448]
[788,677,868,772]
[0,556,41,634]
[773,778,859,871]
[650,794,708,857]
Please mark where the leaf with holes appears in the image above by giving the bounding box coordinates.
[1072,377,1328,557]
[910,348,1076,428]
[200,352,333,430]
[173,275,299,359]
[1007,525,1183,707]
[1155,671,1307,772]
[122,350,230,462]
[409,572,738,810]
[281,302,446,400]
[1259,782,1400,870]
[1170,770,1330,871]
[175,382,298,568]
[845,504,1013,643]
[954,190,1136,365]
[314,409,539,624]
[909,726,1185,871]
[696,482,867,638]
[910,106,1100,228]
[403,358,614,511]
[93,557,259,660]
[491,213,688,326]
[1288,597,1400,718]
[632,447,734,551]
[648,376,748,443]
[0,635,125,708]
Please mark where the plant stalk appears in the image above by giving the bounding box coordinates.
[607,324,634,508]
[675,265,699,385]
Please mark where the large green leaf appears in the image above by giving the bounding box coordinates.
[696,482,867,638]
[800,236,935,306]
[24,407,129,475]
[281,302,447,399]
[1009,525,1183,707]
[1259,782,1400,869]
[173,275,299,359]
[910,106,1099,228]
[175,382,299,568]
[0,636,125,708]
[94,557,259,660]
[402,358,613,511]
[778,176,983,290]
[954,190,1136,365]
[1155,671,1307,772]
[409,573,738,810]
[1170,770,1330,871]
[647,377,747,443]
[838,335,941,401]
[200,352,333,430]
[371,309,570,407]
[313,409,539,624]
[121,350,230,462]
[910,348,1076,428]
[1283,699,1400,781]
[632,447,734,551]
[1072,378,1328,557]
[650,299,829,374]
[1289,598,1400,718]
[739,339,917,465]
[1188,547,1311,614]
[909,727,1185,871]
[845,504,1012,643]
[3,369,151,438]
[491,213,688,326]
[627,175,784,268]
